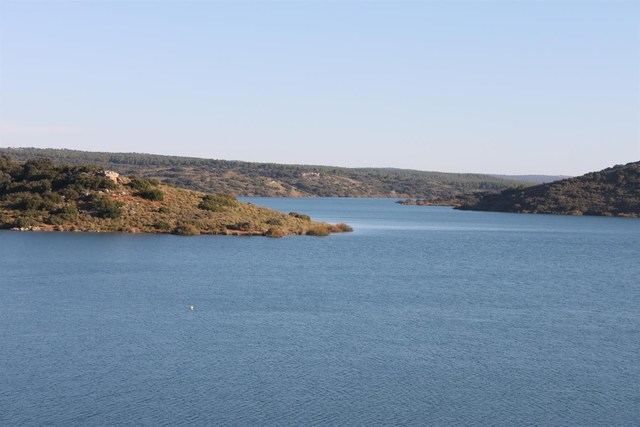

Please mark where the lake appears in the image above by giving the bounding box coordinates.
[1,198,639,425]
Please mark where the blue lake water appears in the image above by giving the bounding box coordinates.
[1,198,639,425]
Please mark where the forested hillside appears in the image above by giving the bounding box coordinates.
[458,161,640,217]
[0,147,529,198]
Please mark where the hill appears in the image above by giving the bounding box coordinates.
[0,156,351,236]
[457,161,640,217]
[0,147,528,199]
[490,174,569,184]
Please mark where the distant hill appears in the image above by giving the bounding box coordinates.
[0,156,351,236]
[491,174,569,184]
[0,147,529,198]
[458,161,640,217]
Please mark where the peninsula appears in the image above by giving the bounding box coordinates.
[0,156,352,236]
[457,161,640,217]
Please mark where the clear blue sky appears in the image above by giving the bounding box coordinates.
[0,0,638,175]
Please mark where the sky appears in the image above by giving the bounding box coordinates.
[0,1,638,175]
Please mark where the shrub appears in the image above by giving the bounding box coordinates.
[305,224,331,236]
[74,173,117,191]
[44,191,63,202]
[0,212,12,229]
[136,188,164,201]
[289,212,311,221]
[12,193,46,211]
[7,179,52,194]
[0,172,11,193]
[90,196,123,219]
[172,222,200,236]
[265,227,287,238]
[20,159,56,181]
[225,221,253,231]
[13,216,37,229]
[47,215,66,226]
[47,204,80,223]
[61,188,81,201]
[153,220,172,231]
[0,155,17,174]
[199,194,237,212]
[129,177,158,191]
[330,223,353,232]
[56,204,79,220]
[266,218,284,226]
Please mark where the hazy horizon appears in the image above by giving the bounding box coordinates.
[1,1,638,175]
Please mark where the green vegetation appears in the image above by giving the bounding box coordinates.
[457,161,640,217]
[0,147,531,199]
[55,204,80,220]
[136,188,164,201]
[128,177,164,201]
[0,155,353,236]
[90,195,124,219]
[129,177,159,190]
[198,194,238,212]
[396,193,483,207]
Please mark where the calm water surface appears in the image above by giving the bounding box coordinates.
[1,198,639,425]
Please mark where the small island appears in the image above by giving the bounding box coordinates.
[0,156,352,236]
